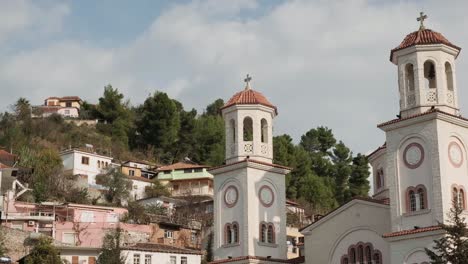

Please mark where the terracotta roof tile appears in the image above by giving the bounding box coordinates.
[209,255,304,264]
[0,150,17,163]
[383,225,442,238]
[123,243,202,255]
[222,88,277,114]
[59,96,82,101]
[367,142,387,159]
[0,162,12,169]
[377,109,468,128]
[157,161,209,172]
[390,28,461,60]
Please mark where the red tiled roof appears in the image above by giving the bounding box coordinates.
[0,150,17,163]
[377,109,468,128]
[157,161,209,172]
[123,243,202,255]
[390,28,461,60]
[36,106,61,113]
[126,175,153,183]
[0,162,12,169]
[383,225,442,238]
[59,96,82,101]
[286,199,300,206]
[367,142,387,159]
[221,88,277,114]
[210,255,304,264]
[209,158,292,172]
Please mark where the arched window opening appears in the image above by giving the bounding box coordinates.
[405,63,415,92]
[357,245,364,263]
[365,246,372,264]
[453,187,459,207]
[418,188,426,210]
[230,119,236,143]
[342,257,349,264]
[458,189,465,209]
[350,248,356,263]
[409,190,417,212]
[243,117,253,141]
[232,223,239,243]
[97,160,101,168]
[261,119,268,143]
[260,223,267,243]
[445,62,454,91]
[225,224,232,244]
[267,224,274,243]
[424,61,437,89]
[373,252,381,264]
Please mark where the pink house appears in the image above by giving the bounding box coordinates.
[1,200,152,248]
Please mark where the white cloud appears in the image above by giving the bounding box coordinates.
[1,0,468,154]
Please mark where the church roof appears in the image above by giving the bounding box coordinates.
[390,28,461,61]
[209,255,304,264]
[382,225,442,238]
[377,108,468,128]
[222,87,277,114]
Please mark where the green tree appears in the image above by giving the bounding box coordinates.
[425,203,468,263]
[331,141,353,205]
[348,154,371,198]
[145,180,170,198]
[205,232,214,263]
[95,85,133,152]
[18,147,63,202]
[122,201,151,224]
[25,236,63,264]
[97,228,126,264]
[300,127,336,178]
[175,102,197,161]
[135,92,180,162]
[192,114,225,166]
[95,168,132,205]
[204,99,224,116]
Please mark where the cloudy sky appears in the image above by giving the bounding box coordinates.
[1,0,467,155]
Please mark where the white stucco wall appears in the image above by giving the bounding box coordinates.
[61,150,113,185]
[213,162,287,260]
[122,250,201,264]
[302,200,390,264]
[130,179,152,200]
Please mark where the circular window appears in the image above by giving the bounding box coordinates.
[259,185,275,207]
[449,142,463,168]
[224,186,238,208]
[403,143,424,169]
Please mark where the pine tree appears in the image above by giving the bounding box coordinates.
[348,154,370,198]
[205,232,214,263]
[425,202,468,263]
[331,141,353,204]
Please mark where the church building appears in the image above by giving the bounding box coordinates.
[300,13,464,264]
[209,76,302,264]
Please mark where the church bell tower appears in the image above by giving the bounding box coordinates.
[210,76,291,263]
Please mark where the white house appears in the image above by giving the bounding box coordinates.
[60,149,113,185]
[122,243,202,264]
[300,14,463,264]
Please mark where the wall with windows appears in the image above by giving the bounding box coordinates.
[60,150,113,185]
[122,250,201,264]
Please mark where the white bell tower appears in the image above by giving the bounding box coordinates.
[391,12,461,118]
[222,74,276,165]
[210,75,290,264]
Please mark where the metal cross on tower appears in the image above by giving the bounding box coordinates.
[417,12,428,30]
[244,74,252,90]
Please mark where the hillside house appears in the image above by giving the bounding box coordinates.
[60,149,113,186]
[157,161,213,197]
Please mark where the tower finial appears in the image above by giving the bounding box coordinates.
[244,74,252,90]
[417,12,428,30]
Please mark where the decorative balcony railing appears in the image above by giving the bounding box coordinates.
[2,212,55,221]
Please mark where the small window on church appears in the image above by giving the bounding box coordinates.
[424,61,437,89]
[232,222,239,243]
[409,190,416,212]
[341,257,349,264]
[261,119,268,143]
[373,252,382,264]
[267,224,274,243]
[445,62,454,91]
[357,245,364,263]
[418,188,426,210]
[230,119,236,143]
[405,63,415,92]
[365,246,372,264]
[243,117,253,141]
[460,189,465,209]
[260,223,267,243]
[225,224,232,244]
